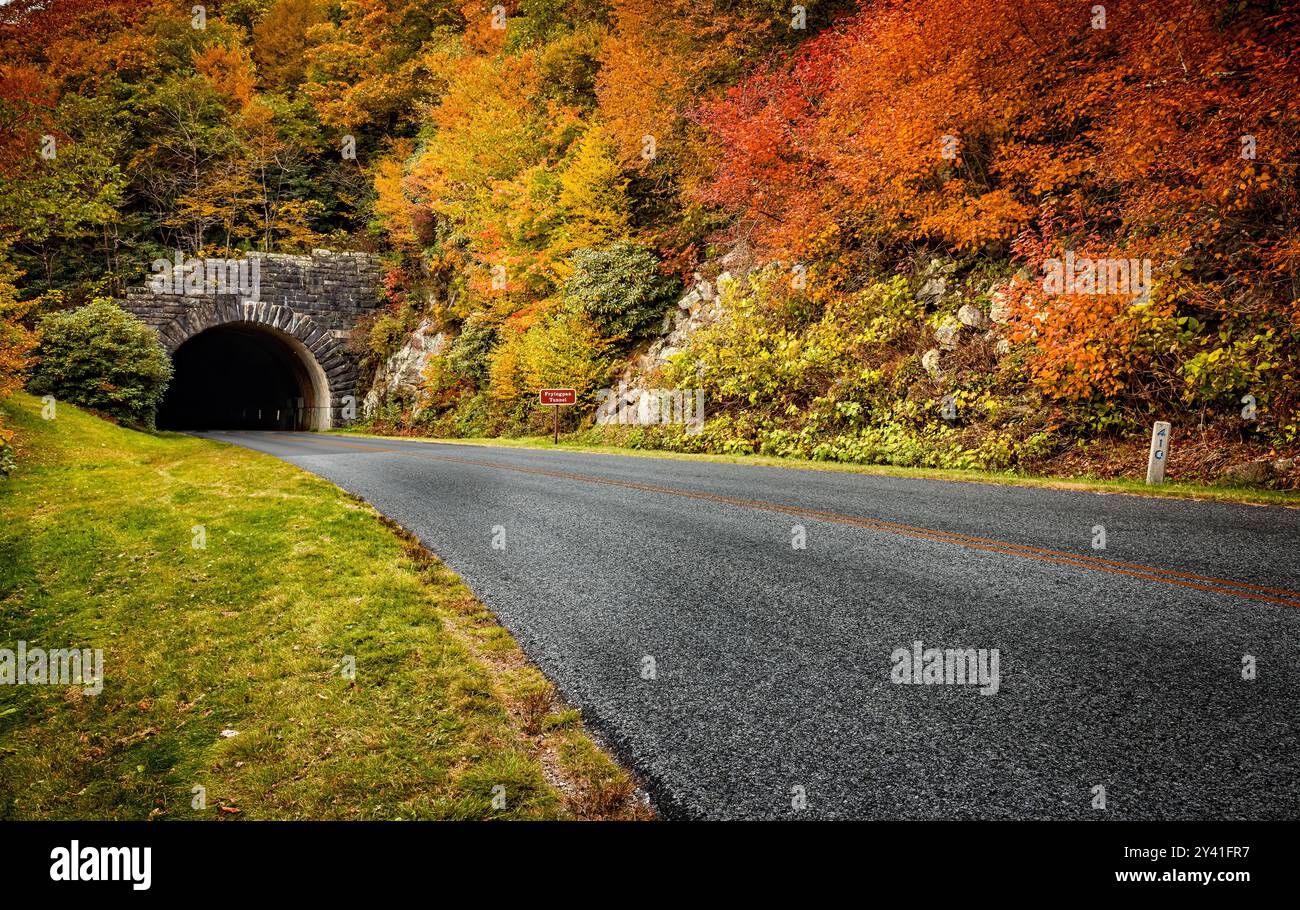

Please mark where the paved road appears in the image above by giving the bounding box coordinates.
[203,430,1300,819]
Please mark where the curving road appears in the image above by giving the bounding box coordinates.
[202,430,1300,820]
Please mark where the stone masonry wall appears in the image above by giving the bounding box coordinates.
[119,250,383,427]
[122,250,383,336]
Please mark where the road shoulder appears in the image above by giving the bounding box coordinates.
[0,393,650,820]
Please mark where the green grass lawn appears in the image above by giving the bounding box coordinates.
[330,429,1300,510]
[0,393,647,820]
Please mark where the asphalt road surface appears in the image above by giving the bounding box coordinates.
[202,430,1300,820]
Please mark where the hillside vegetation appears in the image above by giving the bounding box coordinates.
[1,0,1297,483]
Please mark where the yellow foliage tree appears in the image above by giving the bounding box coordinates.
[192,42,257,111]
[551,124,632,268]
[253,0,327,90]
[488,309,612,415]
[371,147,419,248]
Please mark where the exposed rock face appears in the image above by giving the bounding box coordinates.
[587,270,738,430]
[595,383,707,433]
[589,255,1033,432]
[622,273,729,381]
[362,318,446,418]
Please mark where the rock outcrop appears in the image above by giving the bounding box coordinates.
[957,303,987,328]
[933,317,963,350]
[621,272,729,382]
[921,348,944,379]
[362,317,446,418]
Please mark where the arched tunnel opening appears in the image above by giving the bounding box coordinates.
[157,324,326,431]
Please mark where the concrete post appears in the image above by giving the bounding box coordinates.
[1146,421,1171,485]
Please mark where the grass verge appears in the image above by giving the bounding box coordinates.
[329,428,1300,510]
[0,393,649,820]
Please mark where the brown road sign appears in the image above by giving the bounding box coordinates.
[539,388,577,406]
[539,388,577,442]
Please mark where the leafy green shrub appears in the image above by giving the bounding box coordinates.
[563,242,680,340]
[28,301,173,429]
[446,313,499,387]
[368,304,417,359]
[1,260,36,477]
[669,269,925,426]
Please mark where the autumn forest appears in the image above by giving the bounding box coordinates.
[1,0,1297,483]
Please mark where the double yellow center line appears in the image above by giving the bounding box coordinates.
[268,433,1300,609]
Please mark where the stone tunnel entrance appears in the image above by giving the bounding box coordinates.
[120,250,381,430]
[157,323,331,431]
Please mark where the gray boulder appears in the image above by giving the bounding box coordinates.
[921,348,943,379]
[957,303,986,328]
[1219,459,1274,485]
[934,318,962,350]
[918,277,947,307]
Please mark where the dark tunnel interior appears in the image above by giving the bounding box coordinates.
[157,325,318,431]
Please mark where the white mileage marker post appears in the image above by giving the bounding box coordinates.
[1146,420,1171,485]
[539,388,577,444]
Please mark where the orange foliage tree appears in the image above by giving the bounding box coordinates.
[699,0,1300,420]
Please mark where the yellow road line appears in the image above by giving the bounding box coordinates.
[267,432,1300,609]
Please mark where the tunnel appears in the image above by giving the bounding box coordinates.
[157,323,328,431]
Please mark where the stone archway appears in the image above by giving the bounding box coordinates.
[153,299,354,430]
